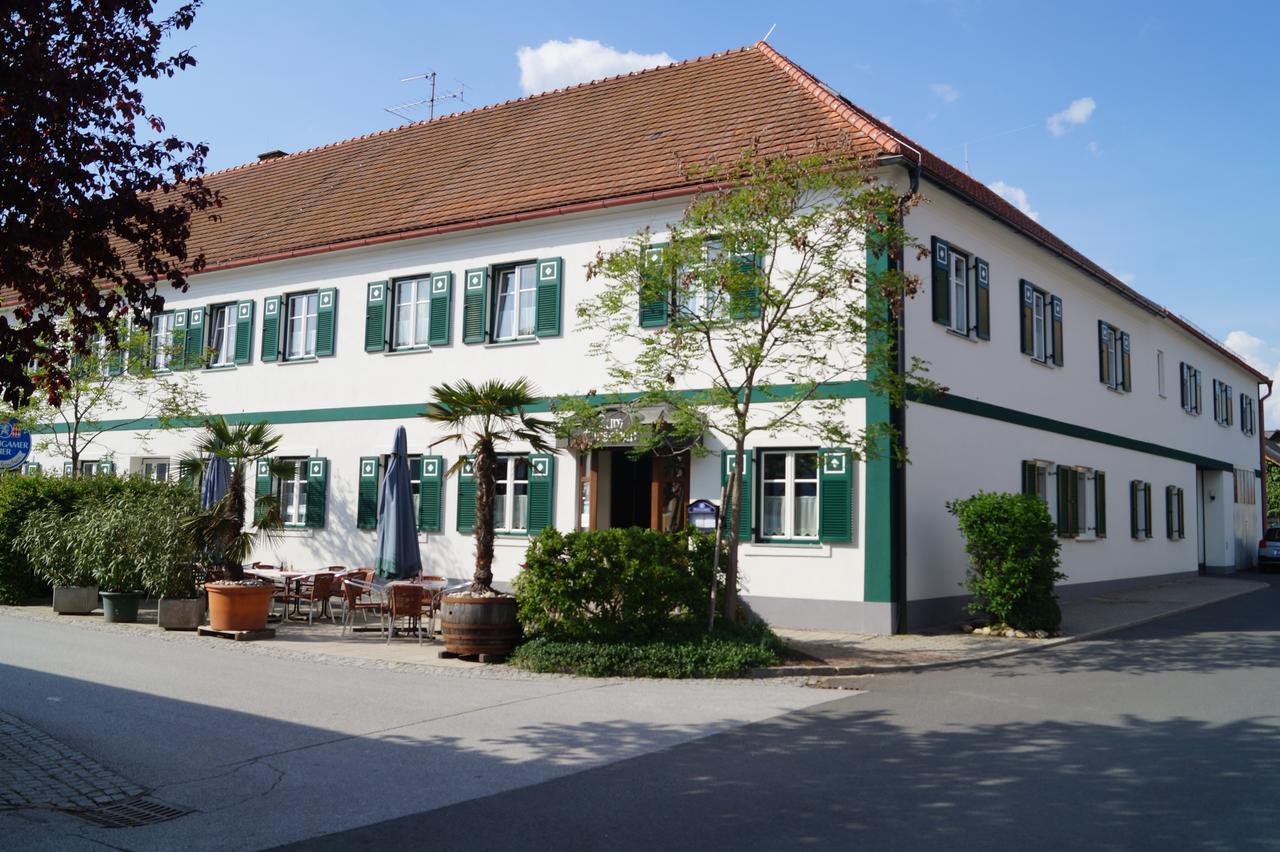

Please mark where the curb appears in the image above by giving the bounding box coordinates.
[751,579,1267,681]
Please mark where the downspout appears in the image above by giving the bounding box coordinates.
[882,153,921,632]
[1260,380,1274,529]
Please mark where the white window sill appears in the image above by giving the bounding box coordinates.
[205,364,237,372]
[741,542,832,558]
[386,346,432,357]
[1029,356,1055,369]
[945,327,978,343]
[485,337,538,349]
[494,535,529,547]
[279,357,319,366]
[278,528,315,538]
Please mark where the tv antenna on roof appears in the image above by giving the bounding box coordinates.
[385,71,467,123]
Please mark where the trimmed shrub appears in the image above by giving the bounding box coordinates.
[3,474,195,600]
[509,621,784,678]
[514,527,721,642]
[948,492,1066,631]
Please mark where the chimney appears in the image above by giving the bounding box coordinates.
[257,150,287,162]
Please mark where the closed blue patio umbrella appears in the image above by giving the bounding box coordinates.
[200,453,231,509]
[375,426,422,580]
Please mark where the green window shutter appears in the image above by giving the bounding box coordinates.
[730,253,762,320]
[639,244,670,328]
[106,335,124,375]
[1019,280,1035,355]
[305,457,328,528]
[233,300,255,365]
[720,449,755,542]
[179,460,197,489]
[462,268,489,344]
[1095,471,1107,538]
[526,453,556,532]
[1166,485,1175,539]
[128,326,148,375]
[456,457,477,533]
[818,448,853,543]
[364,281,388,352]
[171,308,190,370]
[1177,488,1185,538]
[1021,460,1037,496]
[261,296,282,362]
[1226,385,1233,426]
[99,459,115,477]
[1068,470,1079,537]
[1056,465,1071,537]
[1179,363,1188,410]
[1050,296,1064,366]
[184,306,206,368]
[22,462,41,475]
[534,257,563,337]
[1193,369,1202,413]
[254,459,274,522]
[62,461,73,477]
[1129,480,1139,538]
[1143,482,1153,539]
[428,272,453,346]
[1120,332,1131,392]
[315,288,337,357]
[418,455,444,532]
[1212,379,1220,422]
[1098,321,1111,384]
[931,237,950,325]
[357,456,379,530]
[973,257,990,340]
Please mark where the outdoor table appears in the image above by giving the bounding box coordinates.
[245,567,343,622]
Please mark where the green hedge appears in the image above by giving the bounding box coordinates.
[0,473,188,603]
[948,491,1066,631]
[509,621,784,678]
[514,527,721,642]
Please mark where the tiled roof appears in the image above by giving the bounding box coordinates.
[7,42,1267,382]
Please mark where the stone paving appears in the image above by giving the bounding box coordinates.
[0,712,143,812]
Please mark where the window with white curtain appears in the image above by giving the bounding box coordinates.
[760,450,819,541]
[493,265,538,341]
[393,278,432,350]
[278,458,309,526]
[494,455,530,532]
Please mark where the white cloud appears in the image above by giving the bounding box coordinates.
[516,39,673,95]
[988,180,1039,221]
[1047,97,1096,136]
[1088,140,1102,157]
[1224,330,1280,424]
[929,83,961,103]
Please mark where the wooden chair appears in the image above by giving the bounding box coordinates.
[387,584,425,645]
[340,577,386,637]
[294,572,336,625]
[418,575,446,637]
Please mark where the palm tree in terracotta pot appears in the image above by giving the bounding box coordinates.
[183,417,290,631]
[424,378,554,658]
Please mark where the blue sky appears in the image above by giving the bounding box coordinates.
[143,0,1280,397]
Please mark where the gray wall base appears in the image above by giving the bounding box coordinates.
[742,595,897,634]
[906,569,1202,632]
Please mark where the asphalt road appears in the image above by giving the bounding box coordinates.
[290,573,1280,852]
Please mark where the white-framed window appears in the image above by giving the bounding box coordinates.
[393,278,432,350]
[493,264,538,342]
[949,250,968,334]
[278,458,309,526]
[1133,480,1151,539]
[285,292,319,360]
[674,240,724,320]
[494,455,530,532]
[378,454,422,515]
[141,458,170,482]
[1075,469,1092,539]
[760,449,820,541]
[1099,321,1130,391]
[1213,379,1233,427]
[151,313,175,371]
[1241,393,1257,436]
[1032,290,1047,361]
[207,303,237,367]
[1180,362,1202,414]
[1156,349,1166,398]
[79,460,100,476]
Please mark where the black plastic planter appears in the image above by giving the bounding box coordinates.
[100,591,144,624]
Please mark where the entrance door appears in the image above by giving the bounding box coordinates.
[609,450,653,529]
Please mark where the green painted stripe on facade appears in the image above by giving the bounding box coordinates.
[862,245,894,605]
[29,382,873,435]
[909,389,1236,471]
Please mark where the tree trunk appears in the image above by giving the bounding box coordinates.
[226,463,246,580]
[472,439,497,593]
[724,440,745,620]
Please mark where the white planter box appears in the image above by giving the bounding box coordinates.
[52,586,98,615]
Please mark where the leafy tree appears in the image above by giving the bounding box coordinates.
[0,1,219,407]
[14,322,206,473]
[424,378,555,594]
[569,146,931,618]
[181,417,288,581]
[1267,460,1280,525]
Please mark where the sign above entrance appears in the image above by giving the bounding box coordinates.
[560,403,702,452]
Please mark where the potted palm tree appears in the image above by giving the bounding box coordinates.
[183,417,288,632]
[425,378,555,660]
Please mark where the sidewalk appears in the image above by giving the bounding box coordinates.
[763,573,1267,678]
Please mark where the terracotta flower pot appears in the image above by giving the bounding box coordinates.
[206,583,273,632]
[440,594,520,660]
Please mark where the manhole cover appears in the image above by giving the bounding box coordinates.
[69,796,191,828]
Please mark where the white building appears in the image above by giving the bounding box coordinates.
[22,43,1270,633]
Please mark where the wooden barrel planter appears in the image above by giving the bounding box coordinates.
[439,594,520,661]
